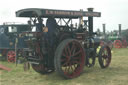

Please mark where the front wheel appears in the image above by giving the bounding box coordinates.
[54,39,85,79]
[98,45,111,68]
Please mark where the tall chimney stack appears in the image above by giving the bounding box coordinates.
[119,24,121,36]
[103,24,106,35]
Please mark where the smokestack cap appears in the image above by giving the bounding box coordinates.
[87,8,94,12]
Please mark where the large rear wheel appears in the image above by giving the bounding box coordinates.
[54,39,85,79]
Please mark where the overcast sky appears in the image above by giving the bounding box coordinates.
[0,0,128,32]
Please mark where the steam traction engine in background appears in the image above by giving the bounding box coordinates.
[0,24,29,62]
[109,24,127,48]
[16,8,112,79]
[99,24,127,49]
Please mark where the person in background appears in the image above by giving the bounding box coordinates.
[36,17,44,32]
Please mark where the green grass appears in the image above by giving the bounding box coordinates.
[0,48,128,85]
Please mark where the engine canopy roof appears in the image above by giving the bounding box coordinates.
[16,8,101,18]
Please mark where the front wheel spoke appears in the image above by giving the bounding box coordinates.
[102,57,105,62]
[103,58,107,65]
[106,58,109,63]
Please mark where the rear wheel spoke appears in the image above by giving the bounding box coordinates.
[72,50,81,57]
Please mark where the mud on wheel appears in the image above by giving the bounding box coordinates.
[54,39,85,79]
[98,45,111,68]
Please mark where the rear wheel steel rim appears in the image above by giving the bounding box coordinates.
[60,41,85,78]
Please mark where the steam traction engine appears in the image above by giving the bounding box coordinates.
[16,8,112,79]
[0,24,29,62]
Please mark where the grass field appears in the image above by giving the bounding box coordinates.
[0,48,128,85]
